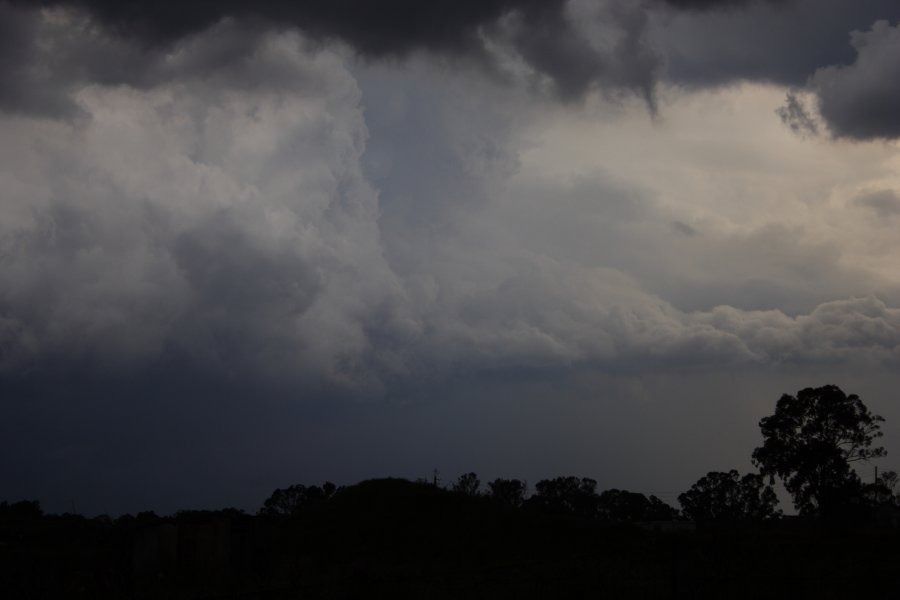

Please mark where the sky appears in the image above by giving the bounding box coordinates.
[2,0,900,516]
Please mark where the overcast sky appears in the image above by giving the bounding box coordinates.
[3,0,900,515]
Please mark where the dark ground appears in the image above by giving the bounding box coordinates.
[4,478,900,599]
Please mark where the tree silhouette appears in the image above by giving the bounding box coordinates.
[678,470,780,522]
[878,470,899,499]
[259,482,337,517]
[529,477,599,518]
[452,472,481,496]
[752,385,886,517]
[597,489,679,522]
[861,470,900,507]
[487,478,526,507]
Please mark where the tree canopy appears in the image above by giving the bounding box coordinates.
[596,489,680,522]
[258,482,337,517]
[452,472,481,496]
[487,478,527,507]
[678,470,780,522]
[528,477,600,518]
[752,385,886,517]
[522,477,679,522]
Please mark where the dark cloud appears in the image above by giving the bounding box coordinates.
[11,0,561,50]
[11,0,773,52]
[504,2,661,105]
[1,0,663,112]
[855,189,900,219]
[671,221,699,237]
[0,7,336,117]
[810,20,900,140]
[0,4,170,116]
[0,0,781,115]
[0,4,91,116]
[655,0,900,88]
[5,0,900,137]
[6,0,800,54]
[660,0,789,9]
[776,91,819,137]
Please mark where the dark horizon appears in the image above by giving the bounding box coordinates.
[5,468,900,598]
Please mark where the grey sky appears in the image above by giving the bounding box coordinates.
[2,0,900,515]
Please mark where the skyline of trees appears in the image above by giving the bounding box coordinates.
[5,385,898,523]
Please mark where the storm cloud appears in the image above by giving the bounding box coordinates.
[8,0,787,51]
[660,0,790,10]
[0,0,666,114]
[654,0,900,89]
[0,28,409,389]
[6,0,900,138]
[2,26,900,392]
[4,1,900,514]
[11,0,569,48]
[810,20,900,140]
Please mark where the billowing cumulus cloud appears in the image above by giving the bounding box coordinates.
[0,27,412,389]
[4,23,899,392]
[694,297,900,364]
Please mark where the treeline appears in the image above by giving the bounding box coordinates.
[259,475,682,523]
[5,476,900,599]
[4,384,900,598]
[256,385,900,526]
